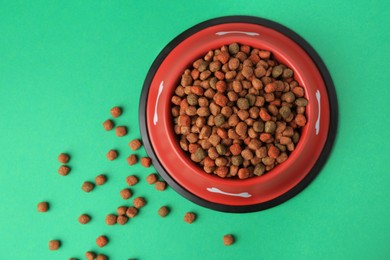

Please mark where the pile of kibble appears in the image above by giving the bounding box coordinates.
[171,43,308,179]
[37,106,235,260]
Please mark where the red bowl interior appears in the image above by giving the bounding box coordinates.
[146,22,330,206]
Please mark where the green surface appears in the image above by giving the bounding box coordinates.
[1,1,389,259]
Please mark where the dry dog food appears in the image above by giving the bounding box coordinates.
[127,154,137,166]
[133,197,146,208]
[96,254,108,260]
[78,214,91,224]
[120,188,132,200]
[115,126,127,137]
[117,206,128,215]
[106,149,118,161]
[117,215,129,225]
[146,174,157,184]
[110,106,122,118]
[223,234,235,246]
[58,165,70,176]
[184,212,196,224]
[37,202,49,212]
[96,235,108,248]
[158,206,169,217]
[126,206,138,218]
[155,181,167,191]
[141,157,152,168]
[126,175,138,186]
[171,43,308,179]
[103,119,114,131]
[95,174,107,185]
[58,153,70,164]
[86,251,96,260]
[82,181,95,192]
[49,240,61,250]
[129,139,142,151]
[105,214,117,225]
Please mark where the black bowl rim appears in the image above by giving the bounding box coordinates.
[139,15,338,213]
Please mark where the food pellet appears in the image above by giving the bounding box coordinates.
[184,212,196,224]
[126,206,138,218]
[117,206,128,216]
[155,181,167,191]
[96,235,108,248]
[120,188,132,200]
[115,126,127,137]
[126,175,138,186]
[117,215,128,225]
[127,154,137,166]
[106,150,118,161]
[146,174,157,184]
[37,202,49,212]
[58,165,70,176]
[95,174,107,185]
[58,153,70,164]
[171,43,308,178]
[96,254,108,260]
[110,106,122,118]
[129,139,142,151]
[105,214,117,225]
[82,181,94,192]
[141,157,152,168]
[78,214,91,224]
[85,251,96,260]
[48,240,61,250]
[158,206,169,217]
[103,119,114,131]
[133,197,146,208]
[223,234,235,246]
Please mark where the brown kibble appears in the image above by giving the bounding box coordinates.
[58,153,70,164]
[268,145,280,159]
[155,181,167,191]
[78,214,91,224]
[37,202,49,212]
[235,122,247,137]
[223,234,235,246]
[117,215,128,225]
[126,206,138,218]
[58,165,70,176]
[127,154,137,166]
[115,126,127,137]
[241,66,253,79]
[105,214,117,225]
[146,174,158,184]
[295,114,307,127]
[106,149,118,161]
[96,254,108,260]
[96,235,108,248]
[229,143,242,156]
[280,136,292,145]
[120,188,132,199]
[259,108,271,121]
[158,206,170,217]
[141,157,152,168]
[215,166,228,178]
[126,175,138,186]
[86,251,96,260]
[213,93,228,107]
[95,174,107,185]
[133,197,146,208]
[217,51,230,64]
[82,181,94,192]
[110,106,122,118]
[184,212,196,224]
[292,86,305,97]
[49,240,61,250]
[103,119,114,131]
[117,206,128,216]
[238,168,249,179]
[129,139,142,151]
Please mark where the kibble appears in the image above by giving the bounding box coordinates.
[103,119,114,131]
[37,202,49,212]
[105,214,117,225]
[126,175,138,186]
[110,106,122,118]
[158,206,170,217]
[141,157,152,168]
[223,234,235,246]
[82,181,94,192]
[133,197,146,208]
[117,215,128,225]
[120,188,132,200]
[155,181,167,191]
[129,139,142,151]
[106,150,118,161]
[58,153,70,164]
[95,174,107,185]
[96,254,108,260]
[115,126,127,137]
[96,235,108,248]
[146,173,158,184]
[78,214,91,224]
[126,207,138,218]
[58,165,70,176]
[171,43,308,178]
[49,240,61,250]
[86,251,96,260]
[184,212,196,224]
[127,154,137,165]
[117,206,128,216]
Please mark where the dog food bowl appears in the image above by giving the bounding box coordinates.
[139,16,337,213]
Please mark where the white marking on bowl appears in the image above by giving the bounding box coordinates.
[315,90,321,135]
[153,81,164,125]
[206,187,252,198]
[216,31,259,36]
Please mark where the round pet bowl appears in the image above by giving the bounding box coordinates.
[139,16,338,213]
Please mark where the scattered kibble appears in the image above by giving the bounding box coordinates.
[96,254,108,260]
[120,188,132,200]
[117,215,128,225]
[126,207,138,218]
[95,174,107,186]
[78,214,91,224]
[58,153,70,164]
[223,234,235,246]
[85,251,96,260]
[58,165,71,176]
[133,197,146,209]
[127,154,137,166]
[82,181,94,192]
[96,235,109,248]
[106,150,118,161]
[146,174,157,184]
[126,175,138,186]
[37,202,49,212]
[184,212,196,224]
[155,181,167,191]
[105,214,117,225]
[115,126,127,137]
[110,106,122,118]
[129,139,142,151]
[117,206,128,216]
[48,240,61,250]
[158,206,169,217]
[103,119,114,131]
[141,157,152,168]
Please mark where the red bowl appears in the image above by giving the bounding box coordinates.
[139,16,337,213]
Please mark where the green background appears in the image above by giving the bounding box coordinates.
[1,1,389,259]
